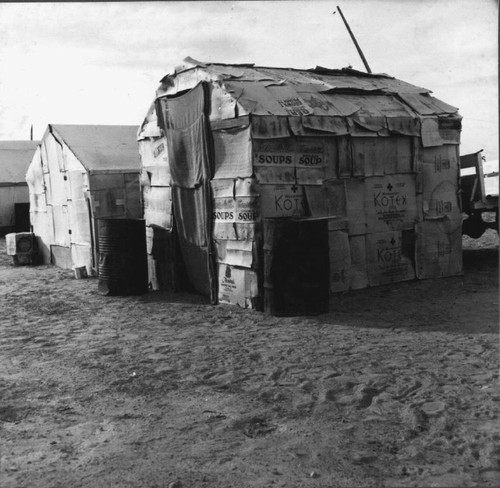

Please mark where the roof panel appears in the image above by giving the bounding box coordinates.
[160,59,458,120]
[0,141,39,183]
[51,125,141,173]
[398,93,459,116]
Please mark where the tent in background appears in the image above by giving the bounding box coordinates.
[0,141,39,236]
[27,124,142,273]
[138,57,463,312]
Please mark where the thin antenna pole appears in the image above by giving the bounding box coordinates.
[30,124,33,141]
[336,6,372,74]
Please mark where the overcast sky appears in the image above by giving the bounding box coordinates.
[0,0,497,161]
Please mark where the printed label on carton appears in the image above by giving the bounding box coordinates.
[365,175,417,232]
[235,197,260,223]
[366,231,415,285]
[218,264,258,307]
[213,197,236,222]
[276,97,313,116]
[260,184,306,218]
[254,139,295,167]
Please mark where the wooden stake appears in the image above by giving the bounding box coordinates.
[336,6,372,74]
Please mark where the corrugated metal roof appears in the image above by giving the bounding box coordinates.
[51,125,141,173]
[0,141,39,184]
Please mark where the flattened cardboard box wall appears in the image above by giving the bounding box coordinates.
[138,59,463,310]
[416,220,462,279]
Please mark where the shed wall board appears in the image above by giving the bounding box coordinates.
[328,229,351,292]
[124,173,142,218]
[44,133,65,173]
[68,199,91,245]
[212,126,253,179]
[51,245,72,269]
[62,144,85,172]
[260,184,307,218]
[68,170,86,201]
[71,244,93,273]
[348,234,369,289]
[304,179,347,220]
[352,137,413,176]
[364,175,418,233]
[215,239,254,268]
[420,144,461,222]
[143,186,172,230]
[51,205,70,247]
[139,136,171,187]
[365,231,415,286]
[415,220,462,279]
[345,178,366,235]
[218,264,259,307]
[48,171,67,206]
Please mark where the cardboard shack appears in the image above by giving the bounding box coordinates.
[138,58,462,312]
[0,141,39,236]
[27,125,142,273]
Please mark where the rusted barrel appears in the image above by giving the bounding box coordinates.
[263,218,330,316]
[97,218,148,296]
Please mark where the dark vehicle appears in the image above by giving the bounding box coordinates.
[460,150,498,238]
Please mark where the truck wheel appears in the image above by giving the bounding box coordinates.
[462,214,486,239]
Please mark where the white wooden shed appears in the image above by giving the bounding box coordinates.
[27,124,142,273]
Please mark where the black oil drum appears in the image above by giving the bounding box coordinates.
[263,218,330,316]
[97,218,148,296]
[14,203,30,233]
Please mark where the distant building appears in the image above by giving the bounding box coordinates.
[0,140,39,236]
[138,57,463,312]
[26,125,142,273]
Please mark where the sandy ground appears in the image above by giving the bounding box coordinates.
[0,230,499,488]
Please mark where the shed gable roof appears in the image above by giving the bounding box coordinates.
[0,141,40,184]
[50,125,141,173]
[159,58,459,119]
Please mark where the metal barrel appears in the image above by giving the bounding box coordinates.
[97,218,148,296]
[263,218,330,316]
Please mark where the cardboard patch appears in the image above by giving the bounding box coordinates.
[212,195,259,223]
[254,165,295,184]
[365,231,415,286]
[260,184,307,218]
[254,138,295,167]
[420,118,444,147]
[345,178,367,235]
[349,234,368,289]
[364,175,417,233]
[329,230,351,292]
[415,220,462,279]
[305,179,347,220]
[295,138,325,185]
[352,137,413,176]
[211,178,235,198]
[420,146,460,221]
[323,137,339,180]
[213,221,237,240]
[212,126,253,179]
[215,239,253,268]
[218,264,259,308]
[253,137,326,185]
[144,186,172,230]
[213,196,236,222]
